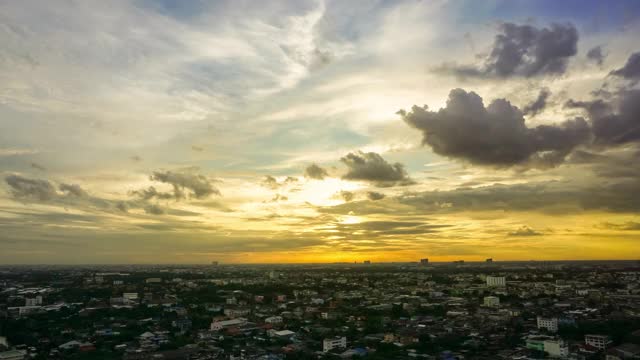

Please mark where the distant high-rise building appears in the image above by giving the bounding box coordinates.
[420,258,429,265]
[486,258,493,263]
[486,276,506,287]
[363,260,371,264]
[211,261,218,266]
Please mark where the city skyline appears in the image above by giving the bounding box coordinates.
[1,0,640,264]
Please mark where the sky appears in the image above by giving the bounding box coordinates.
[1,0,640,264]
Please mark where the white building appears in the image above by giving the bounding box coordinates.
[544,339,569,358]
[537,316,559,332]
[323,336,347,353]
[585,334,610,350]
[224,308,250,318]
[0,349,27,360]
[483,296,500,307]
[210,318,247,331]
[25,296,42,306]
[123,293,138,301]
[486,276,506,287]
[526,336,568,358]
[265,316,283,324]
[269,330,295,338]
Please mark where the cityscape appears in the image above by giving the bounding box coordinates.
[1,261,639,359]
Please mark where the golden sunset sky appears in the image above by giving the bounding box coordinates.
[1,0,639,263]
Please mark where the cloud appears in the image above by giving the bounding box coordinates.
[130,155,142,162]
[0,148,40,156]
[191,145,204,152]
[323,177,640,217]
[116,201,129,213]
[441,22,578,78]
[338,190,354,202]
[329,220,451,238]
[262,175,280,190]
[341,151,412,186]
[265,194,288,203]
[566,89,640,145]
[59,183,89,198]
[144,204,165,215]
[262,175,298,189]
[150,170,220,199]
[399,89,590,167]
[366,191,385,201]
[31,162,47,171]
[508,226,542,236]
[599,221,640,231]
[586,46,605,66]
[610,52,640,80]
[5,175,57,201]
[130,186,175,200]
[522,88,551,116]
[304,163,329,179]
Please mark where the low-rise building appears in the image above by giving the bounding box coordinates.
[537,316,559,332]
[323,336,347,353]
[483,296,500,307]
[0,350,27,360]
[210,318,247,331]
[585,334,611,350]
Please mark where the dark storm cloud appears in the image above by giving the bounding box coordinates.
[508,226,542,236]
[341,151,412,186]
[59,183,88,197]
[304,163,329,179]
[5,174,57,201]
[150,170,220,199]
[586,46,605,66]
[442,22,578,78]
[522,88,551,116]
[566,89,640,145]
[399,89,590,167]
[366,191,385,201]
[610,52,640,80]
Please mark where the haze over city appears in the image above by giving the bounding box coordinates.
[1,0,640,264]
